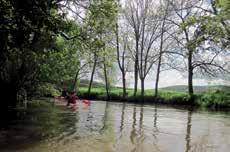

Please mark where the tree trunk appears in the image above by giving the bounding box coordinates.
[134,52,138,96]
[188,49,193,96]
[73,70,79,92]
[155,53,162,97]
[155,9,166,97]
[103,61,110,100]
[88,53,97,94]
[154,35,164,97]
[140,78,144,97]
[115,19,127,99]
[122,71,127,98]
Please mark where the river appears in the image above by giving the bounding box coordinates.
[0,100,230,152]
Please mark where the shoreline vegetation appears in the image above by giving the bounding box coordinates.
[78,87,230,110]
[36,81,230,110]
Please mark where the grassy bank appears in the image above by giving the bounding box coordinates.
[35,81,230,109]
[76,86,230,109]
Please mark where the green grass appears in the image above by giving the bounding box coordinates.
[35,80,230,109]
[77,85,230,109]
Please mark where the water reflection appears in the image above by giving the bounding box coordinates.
[55,111,79,144]
[154,104,158,128]
[152,104,159,141]
[1,101,230,152]
[0,102,80,150]
[129,105,146,152]
[185,109,193,152]
[130,105,137,144]
[100,101,109,133]
[119,102,126,137]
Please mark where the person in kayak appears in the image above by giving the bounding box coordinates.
[66,91,78,106]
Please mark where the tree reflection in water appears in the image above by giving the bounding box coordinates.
[1,101,230,152]
[119,102,126,138]
[185,109,193,152]
[130,105,146,152]
[130,105,137,144]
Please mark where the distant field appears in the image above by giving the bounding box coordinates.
[160,85,230,93]
[78,79,230,94]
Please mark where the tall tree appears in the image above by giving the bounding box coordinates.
[116,28,132,98]
[115,0,132,98]
[124,0,160,97]
[0,0,67,108]
[85,0,117,97]
[154,1,169,97]
[166,0,230,97]
[124,0,141,96]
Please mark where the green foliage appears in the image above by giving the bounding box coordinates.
[86,0,117,33]
[84,0,118,50]
[218,0,230,13]
[184,0,230,48]
[0,0,68,107]
[197,91,230,108]
[35,83,60,97]
[38,35,82,83]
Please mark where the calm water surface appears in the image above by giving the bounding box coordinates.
[0,100,230,152]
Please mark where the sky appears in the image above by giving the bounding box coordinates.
[66,0,229,89]
[114,70,229,89]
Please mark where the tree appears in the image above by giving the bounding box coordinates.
[154,0,170,97]
[123,0,141,96]
[0,0,67,108]
[84,0,117,97]
[124,0,160,96]
[115,0,132,98]
[166,0,230,97]
[116,26,132,98]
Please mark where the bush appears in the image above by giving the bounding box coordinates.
[34,83,60,97]
[198,92,230,108]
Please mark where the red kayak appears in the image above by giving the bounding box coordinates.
[54,96,90,105]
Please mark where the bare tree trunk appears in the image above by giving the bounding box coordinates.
[103,60,110,100]
[88,52,97,94]
[115,18,127,99]
[183,26,194,97]
[134,45,139,96]
[188,49,193,96]
[155,29,164,97]
[155,53,162,97]
[154,2,168,97]
[122,71,127,98]
[140,78,144,97]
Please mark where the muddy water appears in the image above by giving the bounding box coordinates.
[0,100,230,152]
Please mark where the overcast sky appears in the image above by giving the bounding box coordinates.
[113,70,229,89]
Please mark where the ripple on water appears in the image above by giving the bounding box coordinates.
[0,100,230,152]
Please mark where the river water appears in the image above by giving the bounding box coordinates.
[0,100,230,152]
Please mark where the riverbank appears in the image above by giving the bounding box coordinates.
[76,87,230,109]
[35,83,230,110]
